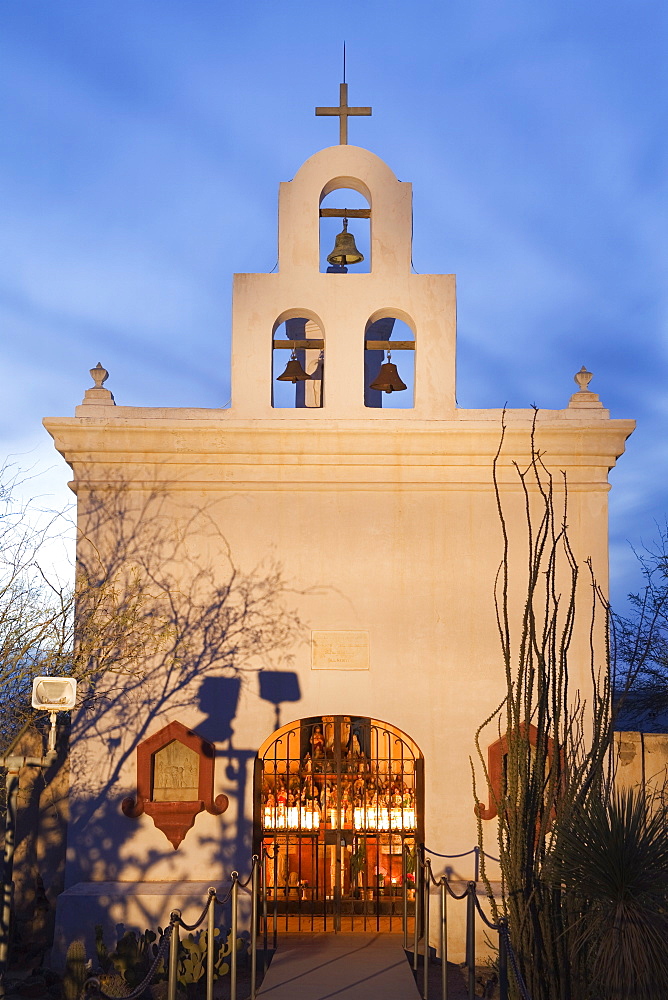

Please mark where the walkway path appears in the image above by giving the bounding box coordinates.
[257,933,421,1000]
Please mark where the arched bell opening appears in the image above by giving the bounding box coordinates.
[272,314,325,408]
[254,715,423,932]
[319,187,370,274]
[364,314,415,409]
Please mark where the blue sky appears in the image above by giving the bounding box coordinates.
[1,1,666,609]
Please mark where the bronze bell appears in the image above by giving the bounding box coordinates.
[369,351,407,393]
[276,349,312,383]
[327,218,364,267]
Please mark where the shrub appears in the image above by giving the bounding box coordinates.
[548,788,668,1000]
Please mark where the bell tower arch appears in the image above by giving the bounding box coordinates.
[229,144,456,419]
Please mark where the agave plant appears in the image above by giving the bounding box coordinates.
[548,787,668,1000]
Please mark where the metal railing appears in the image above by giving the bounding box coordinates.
[410,845,532,1000]
[85,856,263,1000]
[82,845,532,1000]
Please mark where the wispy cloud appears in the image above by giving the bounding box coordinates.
[1,0,666,611]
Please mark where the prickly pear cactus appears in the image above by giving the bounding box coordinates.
[109,928,157,988]
[178,932,206,985]
[175,928,239,985]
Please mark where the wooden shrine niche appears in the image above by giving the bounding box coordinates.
[475,722,560,822]
[122,720,229,848]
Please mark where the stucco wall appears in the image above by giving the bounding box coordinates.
[614,731,668,799]
[43,141,634,965]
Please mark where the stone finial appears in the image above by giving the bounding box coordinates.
[573,365,593,393]
[568,365,603,410]
[90,362,109,388]
[81,362,116,406]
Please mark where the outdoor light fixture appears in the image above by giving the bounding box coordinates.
[31,676,77,711]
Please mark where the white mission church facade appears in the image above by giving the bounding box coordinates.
[44,92,634,961]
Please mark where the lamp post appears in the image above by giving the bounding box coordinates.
[0,677,77,991]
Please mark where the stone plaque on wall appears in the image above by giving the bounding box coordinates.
[311,630,369,670]
[152,740,200,801]
[122,720,229,849]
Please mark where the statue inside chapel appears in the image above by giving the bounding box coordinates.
[310,724,325,760]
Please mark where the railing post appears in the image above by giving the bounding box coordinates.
[261,849,268,977]
[230,873,239,1000]
[466,882,475,1000]
[422,859,430,1000]
[473,846,479,883]
[206,889,215,1000]
[440,880,447,1000]
[167,910,180,1000]
[413,850,421,971]
[402,845,408,950]
[498,918,509,1000]
[250,857,259,1000]
[272,848,278,950]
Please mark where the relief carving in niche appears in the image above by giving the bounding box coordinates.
[122,720,229,848]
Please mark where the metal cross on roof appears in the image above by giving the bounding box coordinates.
[316,83,372,145]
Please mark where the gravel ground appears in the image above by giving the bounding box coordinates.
[1,949,499,1000]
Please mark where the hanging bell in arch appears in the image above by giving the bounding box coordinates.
[369,351,407,393]
[326,218,364,267]
[276,348,312,383]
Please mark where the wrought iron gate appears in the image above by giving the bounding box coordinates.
[255,715,423,932]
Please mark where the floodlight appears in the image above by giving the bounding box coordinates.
[31,676,77,712]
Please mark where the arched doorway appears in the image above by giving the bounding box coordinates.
[254,715,423,932]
